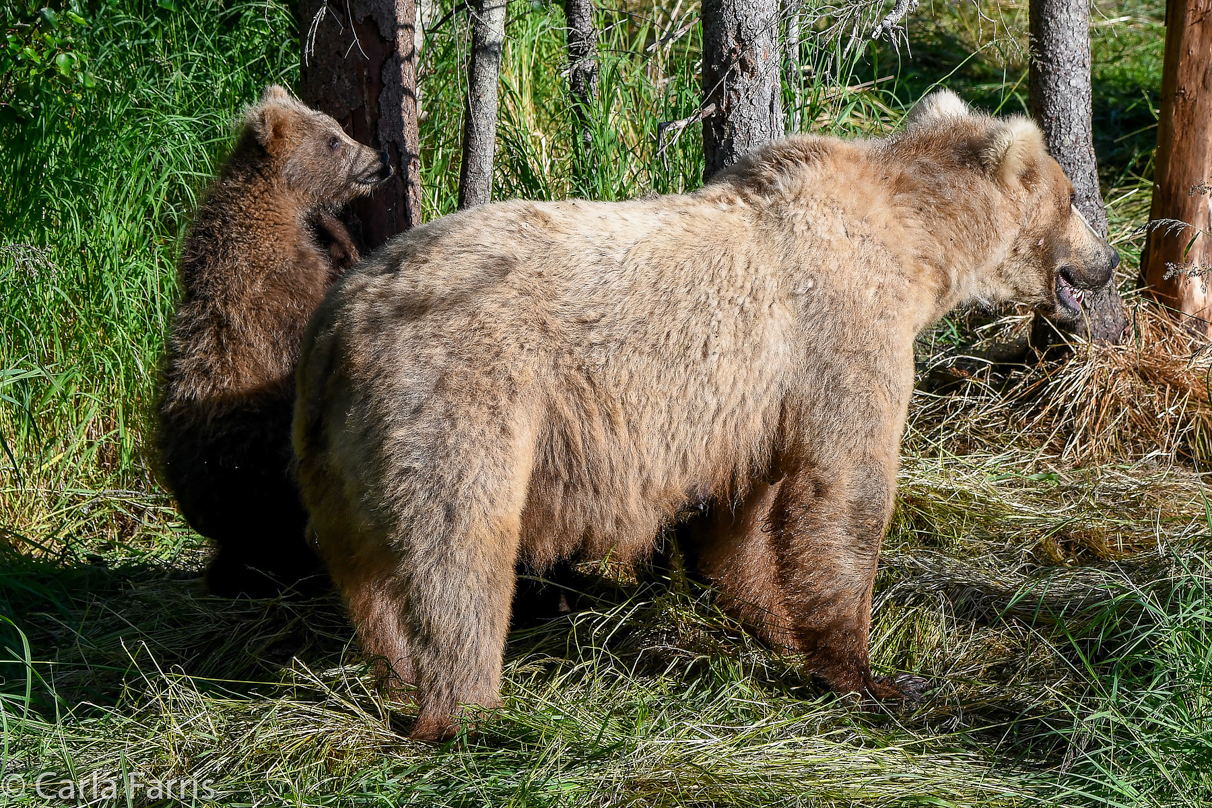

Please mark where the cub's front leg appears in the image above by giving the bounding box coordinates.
[309,207,362,279]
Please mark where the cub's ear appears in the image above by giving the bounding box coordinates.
[248,105,289,151]
[979,116,1047,185]
[905,89,969,127]
[246,90,294,152]
[260,84,293,106]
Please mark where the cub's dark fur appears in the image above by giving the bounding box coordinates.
[156,85,390,597]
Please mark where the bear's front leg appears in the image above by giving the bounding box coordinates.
[764,457,915,702]
[691,479,798,650]
[308,208,362,279]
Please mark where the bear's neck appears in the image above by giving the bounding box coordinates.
[868,162,1020,334]
[717,140,1023,338]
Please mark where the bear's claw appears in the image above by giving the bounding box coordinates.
[879,673,930,706]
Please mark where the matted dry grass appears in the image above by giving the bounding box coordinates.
[914,299,1212,467]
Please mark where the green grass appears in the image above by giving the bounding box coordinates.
[3,0,1209,805]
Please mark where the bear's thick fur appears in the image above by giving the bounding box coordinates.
[157,85,391,598]
[293,91,1118,740]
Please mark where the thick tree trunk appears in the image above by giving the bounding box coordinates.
[701,0,784,180]
[457,0,507,209]
[564,0,599,173]
[1028,0,1129,345]
[1140,0,1212,334]
[299,0,421,249]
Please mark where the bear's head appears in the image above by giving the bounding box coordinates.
[906,90,1119,326]
[244,85,392,204]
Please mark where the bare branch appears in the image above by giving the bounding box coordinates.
[656,103,715,161]
[869,0,918,41]
[304,1,342,68]
[645,16,699,53]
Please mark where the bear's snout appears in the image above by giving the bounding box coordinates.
[1077,245,1119,292]
[1102,248,1121,285]
[1053,246,1118,319]
[352,148,393,187]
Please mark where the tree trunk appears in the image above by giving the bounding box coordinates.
[701,0,784,180]
[784,0,802,135]
[457,0,507,209]
[1140,0,1212,334]
[299,0,422,249]
[1028,0,1129,345]
[564,0,599,174]
[414,0,430,60]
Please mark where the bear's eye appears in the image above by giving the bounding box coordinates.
[328,136,341,152]
[1069,191,1076,207]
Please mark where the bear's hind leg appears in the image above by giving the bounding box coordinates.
[398,428,534,742]
[310,505,416,699]
[340,559,417,702]
[405,510,523,742]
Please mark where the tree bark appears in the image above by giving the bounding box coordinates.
[299,0,422,249]
[457,0,507,209]
[701,0,784,180]
[1028,0,1129,345]
[564,0,599,173]
[1140,0,1212,334]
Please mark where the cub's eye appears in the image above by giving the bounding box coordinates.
[328,136,341,152]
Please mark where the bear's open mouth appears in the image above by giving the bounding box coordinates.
[1055,268,1085,314]
[354,158,394,187]
[355,166,393,186]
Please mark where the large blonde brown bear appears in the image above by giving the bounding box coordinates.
[293,90,1118,741]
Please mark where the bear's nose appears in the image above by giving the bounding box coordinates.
[377,149,394,181]
[1109,250,1120,271]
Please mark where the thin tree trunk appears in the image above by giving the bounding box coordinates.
[564,0,599,173]
[1028,0,1128,345]
[414,0,428,59]
[701,0,784,180]
[784,0,802,135]
[299,0,421,249]
[1140,0,1212,334]
[457,0,507,209]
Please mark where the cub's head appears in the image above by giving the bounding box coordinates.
[243,85,392,203]
[906,90,1119,326]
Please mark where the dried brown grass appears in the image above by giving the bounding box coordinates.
[914,299,1212,467]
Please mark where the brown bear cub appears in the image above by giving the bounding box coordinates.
[293,90,1118,740]
[157,85,391,598]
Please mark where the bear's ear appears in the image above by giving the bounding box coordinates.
[247,92,294,153]
[905,89,969,127]
[249,105,289,152]
[260,84,292,106]
[979,116,1046,185]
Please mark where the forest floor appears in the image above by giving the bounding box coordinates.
[2,0,1208,805]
